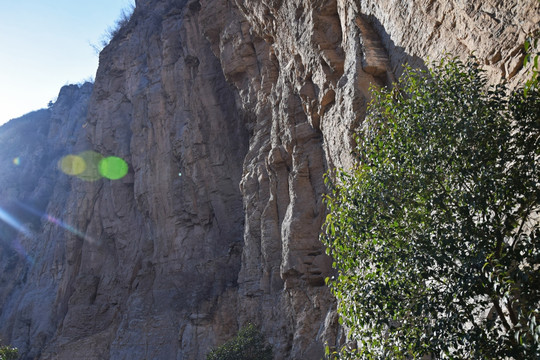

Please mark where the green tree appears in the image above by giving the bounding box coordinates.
[206,324,273,360]
[0,342,18,360]
[524,31,540,95]
[322,59,540,359]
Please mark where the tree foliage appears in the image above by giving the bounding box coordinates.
[322,58,540,359]
[524,31,540,95]
[0,342,18,360]
[206,324,273,360]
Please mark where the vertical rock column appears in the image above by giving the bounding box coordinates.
[200,0,393,357]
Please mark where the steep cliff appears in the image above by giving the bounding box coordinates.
[0,0,538,359]
[0,83,93,359]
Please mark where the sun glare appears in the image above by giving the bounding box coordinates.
[59,151,128,181]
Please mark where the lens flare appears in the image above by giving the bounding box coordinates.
[0,206,34,265]
[15,201,94,244]
[45,214,93,243]
[13,157,21,166]
[0,206,32,238]
[11,239,34,265]
[77,151,103,181]
[99,156,128,180]
[59,151,129,181]
[59,155,86,175]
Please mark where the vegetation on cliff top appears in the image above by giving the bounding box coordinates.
[323,57,540,359]
[91,3,135,54]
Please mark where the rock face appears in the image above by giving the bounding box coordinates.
[0,0,538,359]
[0,83,94,359]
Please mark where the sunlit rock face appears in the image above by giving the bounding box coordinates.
[0,0,538,359]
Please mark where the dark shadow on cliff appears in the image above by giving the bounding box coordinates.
[362,14,428,80]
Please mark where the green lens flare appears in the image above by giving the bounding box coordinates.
[59,155,86,175]
[99,156,128,180]
[59,152,127,181]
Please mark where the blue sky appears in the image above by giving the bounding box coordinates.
[0,0,135,125]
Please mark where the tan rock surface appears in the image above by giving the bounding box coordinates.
[0,0,537,359]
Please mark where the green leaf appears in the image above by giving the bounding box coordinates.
[322,56,540,359]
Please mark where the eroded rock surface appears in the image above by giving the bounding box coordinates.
[0,0,538,359]
[0,83,93,360]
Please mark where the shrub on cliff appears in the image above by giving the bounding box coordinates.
[103,4,134,43]
[0,342,18,360]
[524,31,540,94]
[322,58,540,359]
[91,3,135,53]
[206,324,273,360]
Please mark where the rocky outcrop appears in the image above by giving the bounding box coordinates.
[0,83,93,359]
[0,0,538,359]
